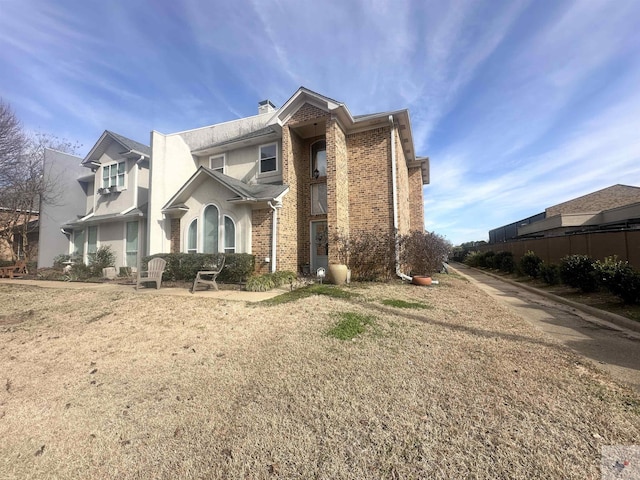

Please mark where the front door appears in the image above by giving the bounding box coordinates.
[311,221,328,273]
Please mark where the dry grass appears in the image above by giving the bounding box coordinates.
[1,276,639,479]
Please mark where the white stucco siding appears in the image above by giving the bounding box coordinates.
[180,181,251,254]
[137,165,150,207]
[195,140,283,185]
[148,132,199,254]
[94,144,138,215]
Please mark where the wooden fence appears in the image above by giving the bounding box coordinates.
[479,230,640,269]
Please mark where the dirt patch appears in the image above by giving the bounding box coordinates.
[0,277,639,479]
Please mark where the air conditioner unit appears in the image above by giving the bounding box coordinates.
[97,187,106,194]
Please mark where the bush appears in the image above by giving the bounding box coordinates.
[245,270,297,292]
[347,230,396,281]
[595,256,640,304]
[88,245,116,277]
[493,251,514,273]
[142,253,255,283]
[520,251,543,278]
[560,254,598,293]
[464,251,483,268]
[479,251,496,269]
[399,230,451,276]
[539,263,561,285]
[69,262,92,280]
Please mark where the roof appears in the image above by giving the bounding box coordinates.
[62,204,147,228]
[162,167,289,212]
[82,130,151,166]
[191,126,278,154]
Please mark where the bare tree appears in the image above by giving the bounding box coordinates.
[0,99,80,262]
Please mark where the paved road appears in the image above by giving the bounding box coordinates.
[452,263,640,393]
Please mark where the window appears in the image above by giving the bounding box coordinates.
[87,226,98,257]
[187,219,198,254]
[311,140,326,178]
[209,155,225,173]
[73,229,85,259]
[311,183,327,215]
[203,205,219,253]
[224,216,236,253]
[126,221,138,267]
[259,143,277,174]
[102,161,125,188]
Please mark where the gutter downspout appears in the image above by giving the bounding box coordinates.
[390,115,412,282]
[268,200,281,273]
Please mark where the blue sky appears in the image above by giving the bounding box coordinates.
[1,0,639,245]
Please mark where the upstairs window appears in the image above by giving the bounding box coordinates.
[209,155,225,173]
[259,143,277,174]
[311,140,326,178]
[103,161,125,188]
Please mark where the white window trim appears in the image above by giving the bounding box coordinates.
[185,218,198,254]
[101,160,127,190]
[209,154,226,174]
[258,142,279,176]
[223,214,236,253]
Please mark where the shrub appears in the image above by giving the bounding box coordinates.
[399,230,451,276]
[142,253,255,282]
[347,230,396,281]
[493,251,514,272]
[595,256,640,304]
[88,245,116,277]
[520,251,543,278]
[480,251,496,269]
[464,251,483,268]
[69,262,92,280]
[560,254,598,292]
[245,270,297,292]
[539,263,561,285]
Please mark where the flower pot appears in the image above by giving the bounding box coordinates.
[411,275,432,286]
[328,264,348,285]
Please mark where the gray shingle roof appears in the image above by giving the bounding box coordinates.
[105,130,151,156]
[192,126,278,154]
[204,167,288,201]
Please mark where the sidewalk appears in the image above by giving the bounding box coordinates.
[0,278,285,302]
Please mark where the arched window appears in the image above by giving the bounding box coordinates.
[203,205,219,253]
[187,219,198,253]
[224,215,236,253]
[311,140,326,178]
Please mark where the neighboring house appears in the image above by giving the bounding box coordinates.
[0,209,38,262]
[40,87,430,275]
[39,134,150,269]
[489,184,640,243]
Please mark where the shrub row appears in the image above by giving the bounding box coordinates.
[465,250,640,304]
[142,253,255,283]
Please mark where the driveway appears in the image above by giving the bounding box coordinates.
[452,263,640,392]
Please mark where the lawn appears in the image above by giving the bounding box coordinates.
[1,276,639,479]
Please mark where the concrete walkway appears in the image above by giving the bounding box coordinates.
[0,278,285,302]
[452,263,640,393]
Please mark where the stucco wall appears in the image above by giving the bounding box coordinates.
[38,149,86,268]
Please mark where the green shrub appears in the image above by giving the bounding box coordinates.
[477,251,495,269]
[69,262,92,280]
[88,245,116,277]
[520,251,543,278]
[464,251,483,268]
[539,263,561,285]
[493,251,514,273]
[595,256,640,304]
[141,253,255,282]
[560,254,598,292]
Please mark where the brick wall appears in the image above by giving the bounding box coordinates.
[394,128,411,235]
[326,116,350,263]
[547,185,640,216]
[408,166,425,231]
[170,218,180,253]
[346,127,394,235]
[251,208,272,275]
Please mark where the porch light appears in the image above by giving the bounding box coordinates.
[316,267,326,283]
[313,168,320,179]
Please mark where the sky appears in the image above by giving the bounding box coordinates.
[1,0,639,246]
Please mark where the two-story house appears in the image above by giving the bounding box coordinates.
[39,87,429,277]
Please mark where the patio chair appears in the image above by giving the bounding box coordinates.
[135,257,167,290]
[190,256,226,293]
